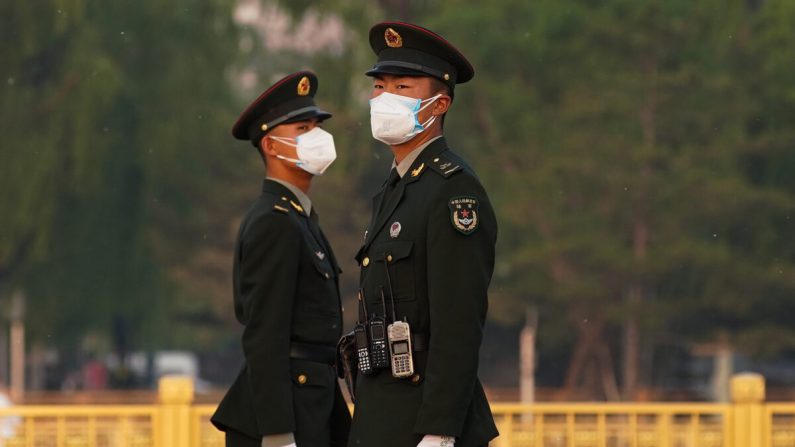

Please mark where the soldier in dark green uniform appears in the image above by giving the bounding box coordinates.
[212,71,351,447]
[348,22,499,447]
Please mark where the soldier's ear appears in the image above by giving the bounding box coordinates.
[432,95,451,116]
[260,134,276,157]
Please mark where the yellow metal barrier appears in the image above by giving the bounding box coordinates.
[490,402,732,447]
[0,405,159,446]
[0,373,791,446]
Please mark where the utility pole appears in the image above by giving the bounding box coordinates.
[10,290,25,402]
[520,307,538,423]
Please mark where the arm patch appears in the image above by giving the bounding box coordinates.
[448,196,479,235]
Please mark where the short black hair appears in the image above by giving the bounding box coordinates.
[256,136,268,166]
[431,76,453,99]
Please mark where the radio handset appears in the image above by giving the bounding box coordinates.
[354,290,374,374]
[383,254,415,378]
[387,319,414,378]
[368,289,390,369]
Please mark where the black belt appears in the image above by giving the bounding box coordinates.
[290,342,337,365]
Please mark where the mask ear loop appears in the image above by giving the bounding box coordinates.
[267,135,303,165]
[268,135,297,147]
[416,94,443,114]
[408,94,443,136]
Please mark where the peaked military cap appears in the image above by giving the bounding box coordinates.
[365,22,474,89]
[232,71,332,146]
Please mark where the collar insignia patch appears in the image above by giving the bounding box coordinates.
[290,200,304,214]
[411,163,426,178]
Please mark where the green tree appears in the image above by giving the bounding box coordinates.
[416,0,795,398]
[1,0,242,367]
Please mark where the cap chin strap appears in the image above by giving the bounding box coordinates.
[272,106,320,126]
[259,105,324,134]
[371,60,454,84]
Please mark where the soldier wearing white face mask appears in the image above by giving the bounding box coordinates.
[212,71,351,447]
[344,22,499,447]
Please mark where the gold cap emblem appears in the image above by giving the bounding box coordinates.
[297,76,311,96]
[385,28,403,48]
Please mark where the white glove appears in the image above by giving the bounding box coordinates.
[417,434,455,447]
[261,433,296,447]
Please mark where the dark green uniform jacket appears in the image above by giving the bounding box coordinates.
[212,180,351,446]
[349,138,499,447]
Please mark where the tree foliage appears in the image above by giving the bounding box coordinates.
[1,0,793,393]
[1,0,241,354]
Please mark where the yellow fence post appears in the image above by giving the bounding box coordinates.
[731,373,766,447]
[159,375,195,447]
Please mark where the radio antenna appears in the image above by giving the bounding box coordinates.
[357,289,369,322]
[382,254,399,321]
[380,285,389,321]
[381,286,396,323]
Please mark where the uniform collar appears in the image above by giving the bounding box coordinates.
[392,136,443,178]
[262,178,311,216]
[267,177,312,215]
[362,136,449,251]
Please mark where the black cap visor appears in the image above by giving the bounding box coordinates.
[245,96,332,145]
[282,108,332,125]
[365,48,458,87]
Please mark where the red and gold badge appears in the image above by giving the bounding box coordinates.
[385,27,403,48]
[297,76,311,96]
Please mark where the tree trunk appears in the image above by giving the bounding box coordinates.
[563,318,604,399]
[597,341,621,401]
[622,297,640,399]
[623,55,657,400]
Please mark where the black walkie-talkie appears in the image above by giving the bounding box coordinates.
[368,289,390,369]
[355,290,374,374]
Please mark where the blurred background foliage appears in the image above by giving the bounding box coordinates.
[1,0,793,398]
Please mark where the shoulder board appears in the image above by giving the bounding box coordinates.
[428,154,462,178]
[272,204,290,214]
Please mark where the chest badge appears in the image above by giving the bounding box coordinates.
[390,222,402,239]
[449,197,480,235]
[316,251,326,260]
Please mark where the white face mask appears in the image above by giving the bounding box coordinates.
[369,92,442,145]
[269,127,337,176]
